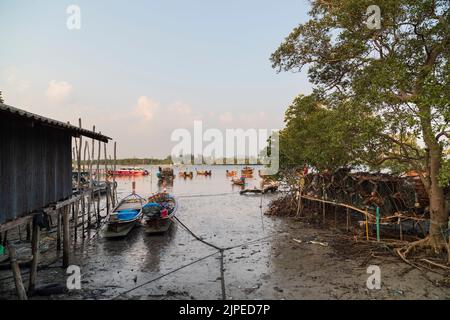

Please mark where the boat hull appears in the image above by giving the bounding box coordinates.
[102,220,139,238]
[102,196,144,238]
[144,217,172,234]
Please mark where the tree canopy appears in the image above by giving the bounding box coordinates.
[272,0,449,248]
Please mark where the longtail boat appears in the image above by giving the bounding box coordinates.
[226,170,237,177]
[241,166,253,177]
[231,177,246,186]
[107,167,149,176]
[196,170,212,176]
[102,194,144,238]
[143,193,178,234]
[157,167,175,181]
[179,171,194,178]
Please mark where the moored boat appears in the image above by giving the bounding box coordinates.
[143,193,178,234]
[102,194,144,238]
[231,176,246,186]
[157,167,175,180]
[241,166,253,177]
[107,167,149,176]
[226,170,237,177]
[196,170,212,176]
[179,171,194,178]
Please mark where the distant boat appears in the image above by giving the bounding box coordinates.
[157,167,175,180]
[143,193,178,234]
[102,194,144,238]
[231,177,246,186]
[226,170,237,177]
[179,171,194,178]
[107,167,149,176]
[241,166,253,177]
[196,170,212,176]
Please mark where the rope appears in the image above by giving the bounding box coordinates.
[112,251,220,299]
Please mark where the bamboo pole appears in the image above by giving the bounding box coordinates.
[89,126,95,228]
[28,218,40,293]
[113,141,117,205]
[103,141,108,174]
[26,223,30,242]
[63,206,70,268]
[77,119,82,191]
[96,136,101,186]
[81,195,86,238]
[56,209,61,252]
[73,202,78,241]
[365,209,369,241]
[6,242,27,300]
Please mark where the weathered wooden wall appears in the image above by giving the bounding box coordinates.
[0,115,72,224]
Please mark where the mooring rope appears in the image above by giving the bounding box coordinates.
[112,250,220,300]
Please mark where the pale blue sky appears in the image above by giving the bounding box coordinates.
[0,0,312,157]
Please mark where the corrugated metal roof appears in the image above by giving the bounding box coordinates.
[0,103,111,142]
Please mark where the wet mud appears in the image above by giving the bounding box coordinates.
[0,166,448,300]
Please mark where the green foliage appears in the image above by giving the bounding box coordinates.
[0,91,4,104]
[272,0,449,180]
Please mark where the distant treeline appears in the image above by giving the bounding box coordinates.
[77,157,172,166]
[76,156,263,166]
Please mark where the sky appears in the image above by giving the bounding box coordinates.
[0,0,312,158]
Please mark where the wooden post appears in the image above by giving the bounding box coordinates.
[97,190,101,225]
[113,141,117,206]
[73,202,78,241]
[97,137,101,186]
[81,196,86,238]
[322,201,326,224]
[103,141,108,175]
[88,126,95,228]
[83,140,88,175]
[26,223,31,242]
[6,242,27,300]
[346,208,350,232]
[63,206,70,268]
[56,209,61,251]
[77,119,83,191]
[106,185,110,216]
[28,218,40,293]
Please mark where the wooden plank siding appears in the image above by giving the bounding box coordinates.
[0,115,72,225]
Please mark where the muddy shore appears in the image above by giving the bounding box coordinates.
[0,166,448,300]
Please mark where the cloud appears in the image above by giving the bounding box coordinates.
[167,101,192,116]
[45,80,73,102]
[134,96,159,121]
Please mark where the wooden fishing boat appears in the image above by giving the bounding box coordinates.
[107,167,149,176]
[241,166,253,177]
[179,171,193,178]
[102,194,144,238]
[196,170,212,176]
[226,170,237,177]
[231,177,246,186]
[157,167,175,180]
[143,193,178,234]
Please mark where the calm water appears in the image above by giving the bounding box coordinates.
[67,165,286,299]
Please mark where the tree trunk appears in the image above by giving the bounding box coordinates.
[420,105,448,251]
[428,146,448,251]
